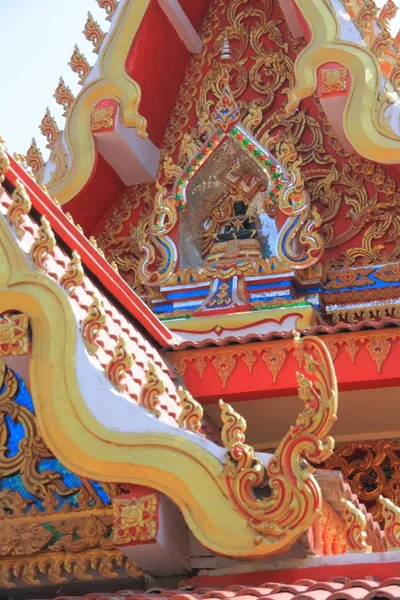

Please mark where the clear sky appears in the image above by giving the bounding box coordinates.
[0,0,107,157]
[0,0,397,159]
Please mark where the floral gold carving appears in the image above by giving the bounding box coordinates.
[139,363,164,418]
[342,499,372,553]
[365,335,392,373]
[105,337,133,393]
[90,106,115,131]
[59,250,84,295]
[0,312,29,357]
[380,496,400,550]
[96,0,118,21]
[320,68,348,94]
[0,549,140,589]
[54,77,75,117]
[220,335,337,539]
[262,346,286,384]
[325,440,400,524]
[83,11,105,54]
[113,494,158,545]
[69,44,91,85]
[81,295,107,355]
[7,179,32,240]
[213,352,236,389]
[29,216,56,270]
[177,386,204,435]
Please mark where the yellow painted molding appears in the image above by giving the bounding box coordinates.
[0,216,337,560]
[289,0,400,163]
[48,0,150,205]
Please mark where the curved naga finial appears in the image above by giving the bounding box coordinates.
[221,334,337,539]
[276,139,324,269]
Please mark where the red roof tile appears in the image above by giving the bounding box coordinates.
[52,579,400,600]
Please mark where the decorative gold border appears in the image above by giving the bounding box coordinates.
[48,0,150,205]
[289,0,400,163]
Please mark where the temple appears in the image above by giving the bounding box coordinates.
[3,0,400,597]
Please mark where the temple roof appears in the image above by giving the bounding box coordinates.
[52,578,400,600]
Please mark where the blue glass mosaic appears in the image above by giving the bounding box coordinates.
[0,372,112,512]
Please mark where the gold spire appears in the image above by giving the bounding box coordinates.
[69,45,91,85]
[83,11,105,54]
[39,108,60,149]
[54,77,75,117]
[96,0,118,22]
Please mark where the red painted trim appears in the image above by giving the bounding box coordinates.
[183,559,400,587]
[4,151,175,347]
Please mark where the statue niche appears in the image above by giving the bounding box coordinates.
[179,137,279,270]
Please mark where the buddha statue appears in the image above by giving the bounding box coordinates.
[201,167,266,265]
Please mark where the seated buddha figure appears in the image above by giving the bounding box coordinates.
[201,168,266,265]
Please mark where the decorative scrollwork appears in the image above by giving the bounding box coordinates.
[7,179,32,240]
[220,334,337,538]
[39,108,60,149]
[54,77,75,117]
[380,496,400,550]
[69,45,91,85]
[81,295,106,355]
[29,216,56,271]
[342,499,372,553]
[105,337,133,392]
[25,139,44,183]
[59,251,84,295]
[139,363,164,418]
[177,387,204,435]
[0,312,29,357]
[83,11,105,54]
[96,0,118,21]
[324,439,400,524]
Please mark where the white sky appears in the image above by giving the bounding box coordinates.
[0,0,398,158]
[0,0,107,156]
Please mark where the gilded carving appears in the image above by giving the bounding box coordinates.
[59,250,84,295]
[96,0,118,21]
[380,496,400,550]
[113,494,158,545]
[105,337,133,393]
[325,440,400,524]
[0,313,29,357]
[342,499,372,553]
[83,11,105,54]
[40,108,60,149]
[177,386,204,435]
[7,179,32,240]
[219,334,337,538]
[54,77,75,117]
[29,216,56,271]
[25,138,44,183]
[139,363,164,418]
[90,106,115,131]
[69,44,91,85]
[81,295,107,355]
[320,68,347,94]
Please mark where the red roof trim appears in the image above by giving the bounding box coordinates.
[4,151,175,347]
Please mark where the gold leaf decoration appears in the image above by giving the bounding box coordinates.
[139,363,164,418]
[177,386,204,435]
[342,499,372,553]
[7,179,32,240]
[29,216,56,270]
[105,337,133,392]
[59,251,84,295]
[81,295,107,355]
